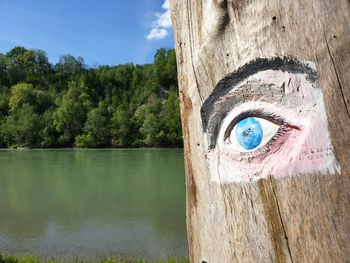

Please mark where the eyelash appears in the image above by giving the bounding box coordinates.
[222,109,298,160]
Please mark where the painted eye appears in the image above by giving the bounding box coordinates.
[226,117,279,152]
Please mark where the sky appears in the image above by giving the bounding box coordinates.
[0,0,174,66]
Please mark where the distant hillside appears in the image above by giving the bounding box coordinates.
[0,47,182,148]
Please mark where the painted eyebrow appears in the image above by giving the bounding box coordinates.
[201,56,317,149]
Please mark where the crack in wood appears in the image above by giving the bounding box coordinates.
[323,32,350,120]
[258,179,292,263]
[186,0,204,104]
[269,178,294,263]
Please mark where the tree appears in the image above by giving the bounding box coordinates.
[5,47,52,87]
[9,83,36,112]
[76,102,111,147]
[153,48,178,87]
[160,87,182,147]
[140,113,161,146]
[3,82,53,147]
[0,85,9,147]
[53,79,92,145]
[54,55,85,88]
[29,49,52,87]
[9,83,53,114]
[40,108,58,148]
[0,53,9,87]
[171,0,350,262]
[0,46,181,149]
[165,49,177,86]
[74,134,95,148]
[5,47,27,85]
[55,55,85,76]
[111,104,130,147]
[132,93,164,147]
[0,85,9,118]
[4,104,43,147]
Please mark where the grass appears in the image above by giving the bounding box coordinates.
[0,255,190,263]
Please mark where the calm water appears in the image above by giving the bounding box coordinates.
[0,149,187,260]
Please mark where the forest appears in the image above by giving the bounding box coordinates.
[0,47,182,148]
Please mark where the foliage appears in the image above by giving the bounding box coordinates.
[4,104,43,147]
[82,102,111,147]
[0,47,182,148]
[53,79,92,145]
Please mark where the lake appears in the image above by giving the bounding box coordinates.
[0,149,188,261]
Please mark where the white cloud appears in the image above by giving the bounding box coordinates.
[146,0,172,41]
[146,28,169,40]
[154,10,171,28]
[162,0,169,9]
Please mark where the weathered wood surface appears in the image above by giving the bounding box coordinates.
[170,0,350,262]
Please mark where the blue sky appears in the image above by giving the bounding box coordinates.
[0,0,174,66]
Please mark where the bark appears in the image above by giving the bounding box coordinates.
[170,0,350,262]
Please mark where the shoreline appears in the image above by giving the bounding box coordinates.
[0,147,184,150]
[0,255,189,263]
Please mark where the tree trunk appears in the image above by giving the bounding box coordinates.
[170,0,350,262]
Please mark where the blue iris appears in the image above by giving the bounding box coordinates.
[235,117,263,150]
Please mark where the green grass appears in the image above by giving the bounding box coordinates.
[0,255,189,263]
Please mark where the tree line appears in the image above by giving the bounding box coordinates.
[0,47,182,148]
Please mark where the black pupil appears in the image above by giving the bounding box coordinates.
[243,128,251,137]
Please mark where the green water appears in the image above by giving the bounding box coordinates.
[0,149,187,261]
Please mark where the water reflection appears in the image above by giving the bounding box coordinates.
[0,149,187,260]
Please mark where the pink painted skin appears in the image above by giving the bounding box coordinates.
[205,68,340,183]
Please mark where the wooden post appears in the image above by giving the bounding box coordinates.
[170,0,350,262]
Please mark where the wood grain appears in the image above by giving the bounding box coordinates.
[170,0,350,262]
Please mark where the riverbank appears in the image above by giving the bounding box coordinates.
[0,255,189,263]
